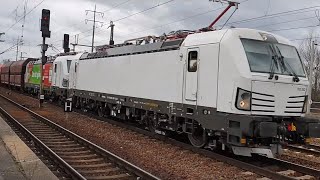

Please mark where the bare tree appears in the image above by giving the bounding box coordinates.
[299,31,320,100]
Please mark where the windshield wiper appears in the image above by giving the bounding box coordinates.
[268,45,278,80]
[275,46,300,82]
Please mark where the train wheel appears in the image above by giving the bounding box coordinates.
[97,106,104,117]
[188,126,207,148]
[148,117,157,133]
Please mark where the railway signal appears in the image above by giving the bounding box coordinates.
[41,9,51,38]
[63,34,70,53]
[39,9,51,108]
[0,33,4,42]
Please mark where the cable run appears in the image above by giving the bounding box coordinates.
[253,16,316,29]
[50,0,133,37]
[50,0,175,45]
[226,5,320,26]
[87,6,228,45]
[113,0,174,23]
[101,0,133,14]
[290,36,320,41]
[5,0,46,33]
[269,24,318,32]
[0,44,18,55]
[94,0,250,44]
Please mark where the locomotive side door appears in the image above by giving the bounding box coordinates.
[184,48,199,102]
[52,63,57,86]
[52,62,61,87]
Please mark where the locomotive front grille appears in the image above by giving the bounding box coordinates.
[251,92,275,113]
[251,80,307,116]
[284,96,305,114]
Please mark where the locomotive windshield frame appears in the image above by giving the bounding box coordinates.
[241,38,306,77]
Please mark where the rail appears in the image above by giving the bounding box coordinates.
[0,94,160,180]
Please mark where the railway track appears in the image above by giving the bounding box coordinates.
[0,92,320,179]
[0,94,159,180]
[71,103,320,179]
[241,155,320,179]
[309,144,320,151]
[287,144,320,157]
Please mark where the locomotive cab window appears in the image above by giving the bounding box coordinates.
[67,60,72,73]
[188,51,198,72]
[54,64,57,73]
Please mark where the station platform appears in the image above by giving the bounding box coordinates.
[0,116,58,180]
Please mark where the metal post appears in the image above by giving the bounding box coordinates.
[307,41,315,113]
[109,21,115,45]
[91,5,96,53]
[85,5,103,52]
[39,37,45,108]
[15,37,19,61]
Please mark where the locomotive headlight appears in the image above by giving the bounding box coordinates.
[236,88,251,111]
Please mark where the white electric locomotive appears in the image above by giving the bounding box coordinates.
[67,28,320,157]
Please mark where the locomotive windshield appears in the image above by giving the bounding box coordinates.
[241,39,306,77]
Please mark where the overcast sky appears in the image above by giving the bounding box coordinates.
[0,0,320,62]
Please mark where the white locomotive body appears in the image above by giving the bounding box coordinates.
[68,28,320,157]
[51,52,83,102]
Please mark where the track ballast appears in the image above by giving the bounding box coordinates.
[0,94,159,180]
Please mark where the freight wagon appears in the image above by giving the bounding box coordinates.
[1,61,14,85]
[0,64,3,83]
[9,59,35,90]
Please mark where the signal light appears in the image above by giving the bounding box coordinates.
[41,9,51,38]
[63,34,70,53]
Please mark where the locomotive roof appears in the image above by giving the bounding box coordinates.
[80,38,184,60]
[80,28,293,60]
[182,28,292,46]
[54,52,83,62]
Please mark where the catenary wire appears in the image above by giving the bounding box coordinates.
[269,24,318,32]
[77,0,252,45]
[50,0,175,45]
[4,0,46,33]
[94,2,320,45]
[50,0,134,37]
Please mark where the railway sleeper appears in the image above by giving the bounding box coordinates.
[77,168,120,174]
[85,174,132,180]
[60,154,99,159]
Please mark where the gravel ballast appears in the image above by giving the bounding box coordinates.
[281,149,320,170]
[0,88,258,179]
